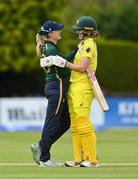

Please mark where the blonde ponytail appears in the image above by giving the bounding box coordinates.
[36,33,47,56]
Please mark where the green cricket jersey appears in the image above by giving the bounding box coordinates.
[42,41,77,82]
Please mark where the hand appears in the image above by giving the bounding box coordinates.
[40,56,53,68]
[52,55,68,68]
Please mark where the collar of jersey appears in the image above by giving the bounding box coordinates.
[45,40,57,47]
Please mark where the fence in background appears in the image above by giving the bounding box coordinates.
[0,97,138,131]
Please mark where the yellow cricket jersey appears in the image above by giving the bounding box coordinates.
[70,38,97,83]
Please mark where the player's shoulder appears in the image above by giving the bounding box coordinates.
[86,38,95,45]
[83,38,95,48]
[45,41,57,50]
[44,41,58,56]
[83,38,96,53]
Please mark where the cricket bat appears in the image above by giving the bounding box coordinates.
[86,67,109,112]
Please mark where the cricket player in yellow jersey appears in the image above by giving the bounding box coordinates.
[65,16,99,167]
[40,16,100,167]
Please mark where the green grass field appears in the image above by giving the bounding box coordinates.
[0,129,138,179]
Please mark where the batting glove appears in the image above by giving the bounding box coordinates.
[40,56,53,68]
[52,55,68,68]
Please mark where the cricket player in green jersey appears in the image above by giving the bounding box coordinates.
[31,20,77,167]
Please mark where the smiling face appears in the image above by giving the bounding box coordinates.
[48,30,62,42]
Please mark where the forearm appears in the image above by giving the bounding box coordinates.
[40,55,90,72]
[67,62,87,73]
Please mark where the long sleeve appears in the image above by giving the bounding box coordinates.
[64,47,78,62]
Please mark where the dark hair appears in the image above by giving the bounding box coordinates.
[90,30,100,38]
[75,29,100,39]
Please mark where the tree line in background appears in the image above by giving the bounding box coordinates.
[0,0,138,96]
[61,0,138,41]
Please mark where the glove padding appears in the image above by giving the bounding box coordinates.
[52,55,68,68]
[40,56,53,68]
[40,55,68,68]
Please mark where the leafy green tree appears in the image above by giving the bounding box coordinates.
[61,0,138,40]
[0,0,66,72]
[98,2,138,40]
